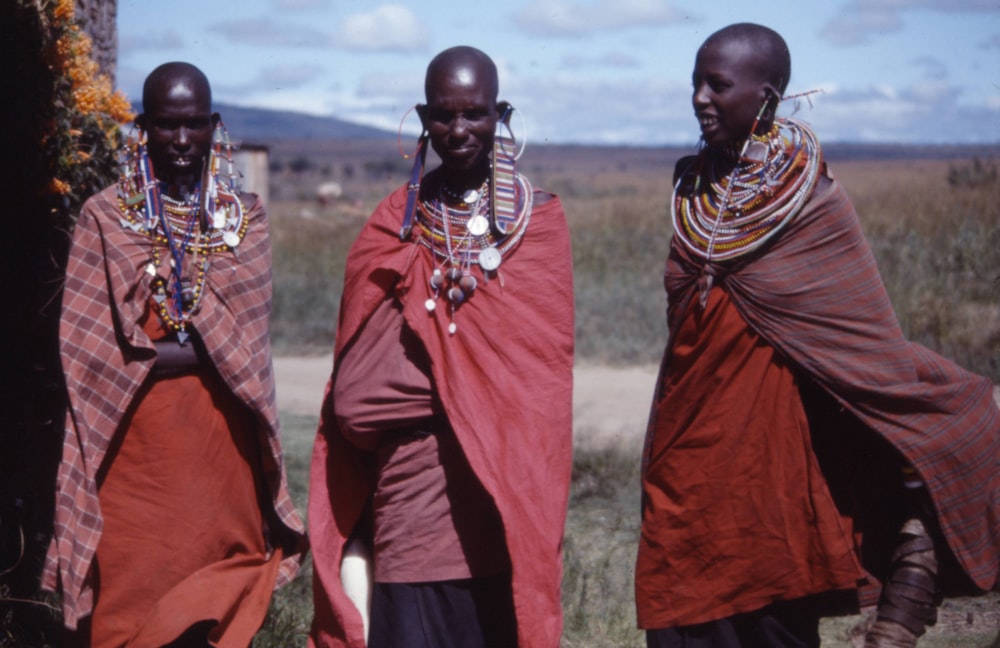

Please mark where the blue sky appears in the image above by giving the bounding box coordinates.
[117,0,1000,146]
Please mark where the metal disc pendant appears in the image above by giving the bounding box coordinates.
[478,246,502,272]
[448,322,457,335]
[462,188,480,204]
[223,231,241,248]
[467,214,489,236]
[425,298,436,312]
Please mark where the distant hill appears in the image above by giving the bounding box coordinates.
[130,101,396,142]
[130,102,999,161]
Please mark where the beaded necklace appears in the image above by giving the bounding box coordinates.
[415,173,533,335]
[117,127,246,344]
[672,118,821,308]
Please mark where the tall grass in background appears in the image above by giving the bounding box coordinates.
[262,153,999,647]
[272,154,999,382]
[834,158,999,381]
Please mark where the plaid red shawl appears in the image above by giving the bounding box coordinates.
[308,185,574,647]
[43,185,306,628]
[661,168,999,591]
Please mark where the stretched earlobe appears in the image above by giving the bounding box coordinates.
[497,101,513,126]
[415,103,428,130]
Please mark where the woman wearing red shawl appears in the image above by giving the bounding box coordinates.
[635,24,999,648]
[308,46,574,648]
[44,62,306,646]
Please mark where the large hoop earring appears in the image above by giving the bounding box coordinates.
[397,104,424,159]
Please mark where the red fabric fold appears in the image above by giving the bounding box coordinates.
[45,185,307,629]
[651,170,999,596]
[309,185,574,648]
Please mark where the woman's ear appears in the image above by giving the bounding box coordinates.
[496,101,512,126]
[415,103,428,130]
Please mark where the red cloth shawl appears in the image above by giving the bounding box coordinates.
[658,170,1000,592]
[44,185,307,627]
[309,184,574,647]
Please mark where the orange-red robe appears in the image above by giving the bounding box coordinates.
[45,185,307,643]
[87,312,283,646]
[637,162,999,629]
[636,288,863,628]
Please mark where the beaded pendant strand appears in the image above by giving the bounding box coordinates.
[117,125,245,344]
[672,118,821,308]
[415,173,533,335]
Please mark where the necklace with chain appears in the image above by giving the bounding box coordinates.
[673,118,821,307]
[415,174,533,334]
[117,134,247,344]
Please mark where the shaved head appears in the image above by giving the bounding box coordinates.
[703,23,791,97]
[425,46,499,104]
[142,62,212,114]
[137,62,217,192]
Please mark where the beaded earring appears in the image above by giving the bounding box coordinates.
[399,105,428,241]
[491,104,521,236]
[200,120,239,233]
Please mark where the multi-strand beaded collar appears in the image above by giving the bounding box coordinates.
[672,118,821,307]
[414,173,533,335]
[117,129,246,344]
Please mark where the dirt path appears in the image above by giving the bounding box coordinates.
[273,356,658,449]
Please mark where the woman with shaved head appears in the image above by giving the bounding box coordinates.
[309,46,573,648]
[45,62,306,646]
[635,23,999,648]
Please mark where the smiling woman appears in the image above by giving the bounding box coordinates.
[308,45,575,648]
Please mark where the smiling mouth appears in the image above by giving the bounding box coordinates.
[697,115,718,129]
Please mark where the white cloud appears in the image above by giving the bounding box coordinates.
[800,80,999,143]
[332,4,431,52]
[821,0,999,46]
[212,18,328,47]
[514,0,689,37]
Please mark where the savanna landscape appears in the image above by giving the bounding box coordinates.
[3,137,997,647]
[253,138,999,647]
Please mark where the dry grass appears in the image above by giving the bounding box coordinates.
[271,151,1000,381]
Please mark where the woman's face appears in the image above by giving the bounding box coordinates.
[141,78,216,191]
[423,64,498,185]
[691,37,770,147]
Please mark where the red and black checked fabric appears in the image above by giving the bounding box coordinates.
[660,165,999,592]
[43,185,306,628]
